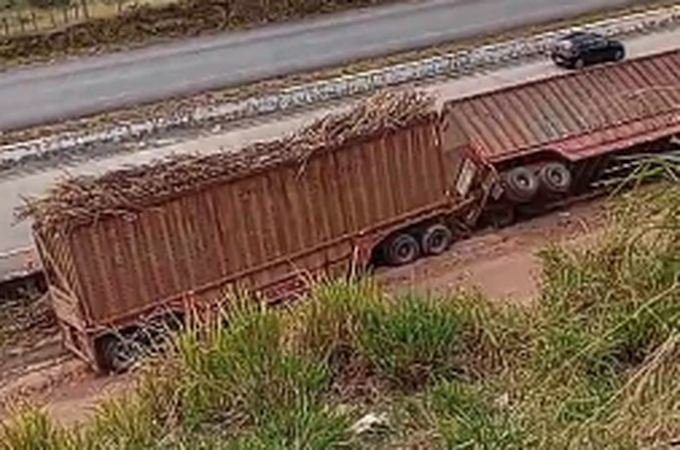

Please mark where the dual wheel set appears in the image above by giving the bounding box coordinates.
[500,160,573,204]
[379,160,574,267]
[381,222,454,267]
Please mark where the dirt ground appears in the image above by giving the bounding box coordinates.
[0,198,606,427]
[379,200,606,302]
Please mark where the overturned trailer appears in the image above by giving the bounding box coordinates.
[442,48,680,219]
[23,92,495,372]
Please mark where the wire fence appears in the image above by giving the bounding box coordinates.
[0,0,173,36]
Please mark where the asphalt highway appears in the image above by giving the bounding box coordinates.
[0,0,642,130]
[1,28,679,282]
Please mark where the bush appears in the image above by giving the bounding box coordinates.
[0,407,79,450]
[427,379,523,449]
[357,292,463,388]
[291,277,381,369]
[535,191,680,384]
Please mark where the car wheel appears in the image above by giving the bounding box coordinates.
[613,49,625,61]
[573,58,584,70]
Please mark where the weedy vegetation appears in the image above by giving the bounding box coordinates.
[2,155,679,449]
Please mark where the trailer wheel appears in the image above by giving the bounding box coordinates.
[538,162,572,194]
[421,224,453,256]
[99,335,139,374]
[385,233,420,266]
[501,167,539,203]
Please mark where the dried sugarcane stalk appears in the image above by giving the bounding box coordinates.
[16,89,435,234]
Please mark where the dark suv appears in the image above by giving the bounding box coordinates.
[551,31,625,69]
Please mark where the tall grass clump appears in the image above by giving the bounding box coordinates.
[357,291,462,388]
[525,157,680,446]
[85,393,168,450]
[0,407,80,450]
[294,278,527,390]
[536,190,679,378]
[426,379,524,449]
[291,276,382,369]
[159,293,352,447]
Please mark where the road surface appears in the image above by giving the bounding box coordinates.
[0,0,645,130]
[1,28,679,281]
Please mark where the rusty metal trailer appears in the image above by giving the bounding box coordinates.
[442,48,680,220]
[32,109,494,372]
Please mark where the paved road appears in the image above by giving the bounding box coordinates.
[1,28,679,282]
[0,0,644,130]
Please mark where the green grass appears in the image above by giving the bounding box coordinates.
[426,379,524,449]
[357,292,463,388]
[2,158,679,449]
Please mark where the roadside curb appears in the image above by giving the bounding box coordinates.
[1,5,679,172]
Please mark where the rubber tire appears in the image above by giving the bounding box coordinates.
[538,162,572,194]
[99,335,137,374]
[421,224,453,256]
[613,49,625,62]
[501,167,539,204]
[385,233,420,266]
[573,58,584,70]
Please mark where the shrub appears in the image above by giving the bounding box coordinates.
[357,292,463,388]
[427,379,523,449]
[291,277,381,369]
[535,203,680,383]
[0,407,79,450]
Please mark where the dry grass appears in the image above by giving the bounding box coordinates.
[0,0,177,38]
[0,294,54,356]
[0,0,405,66]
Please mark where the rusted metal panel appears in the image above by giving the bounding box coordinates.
[66,119,456,326]
[443,49,680,162]
[33,230,87,327]
[49,286,85,329]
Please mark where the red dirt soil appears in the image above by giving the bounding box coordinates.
[379,200,605,302]
[0,199,606,426]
